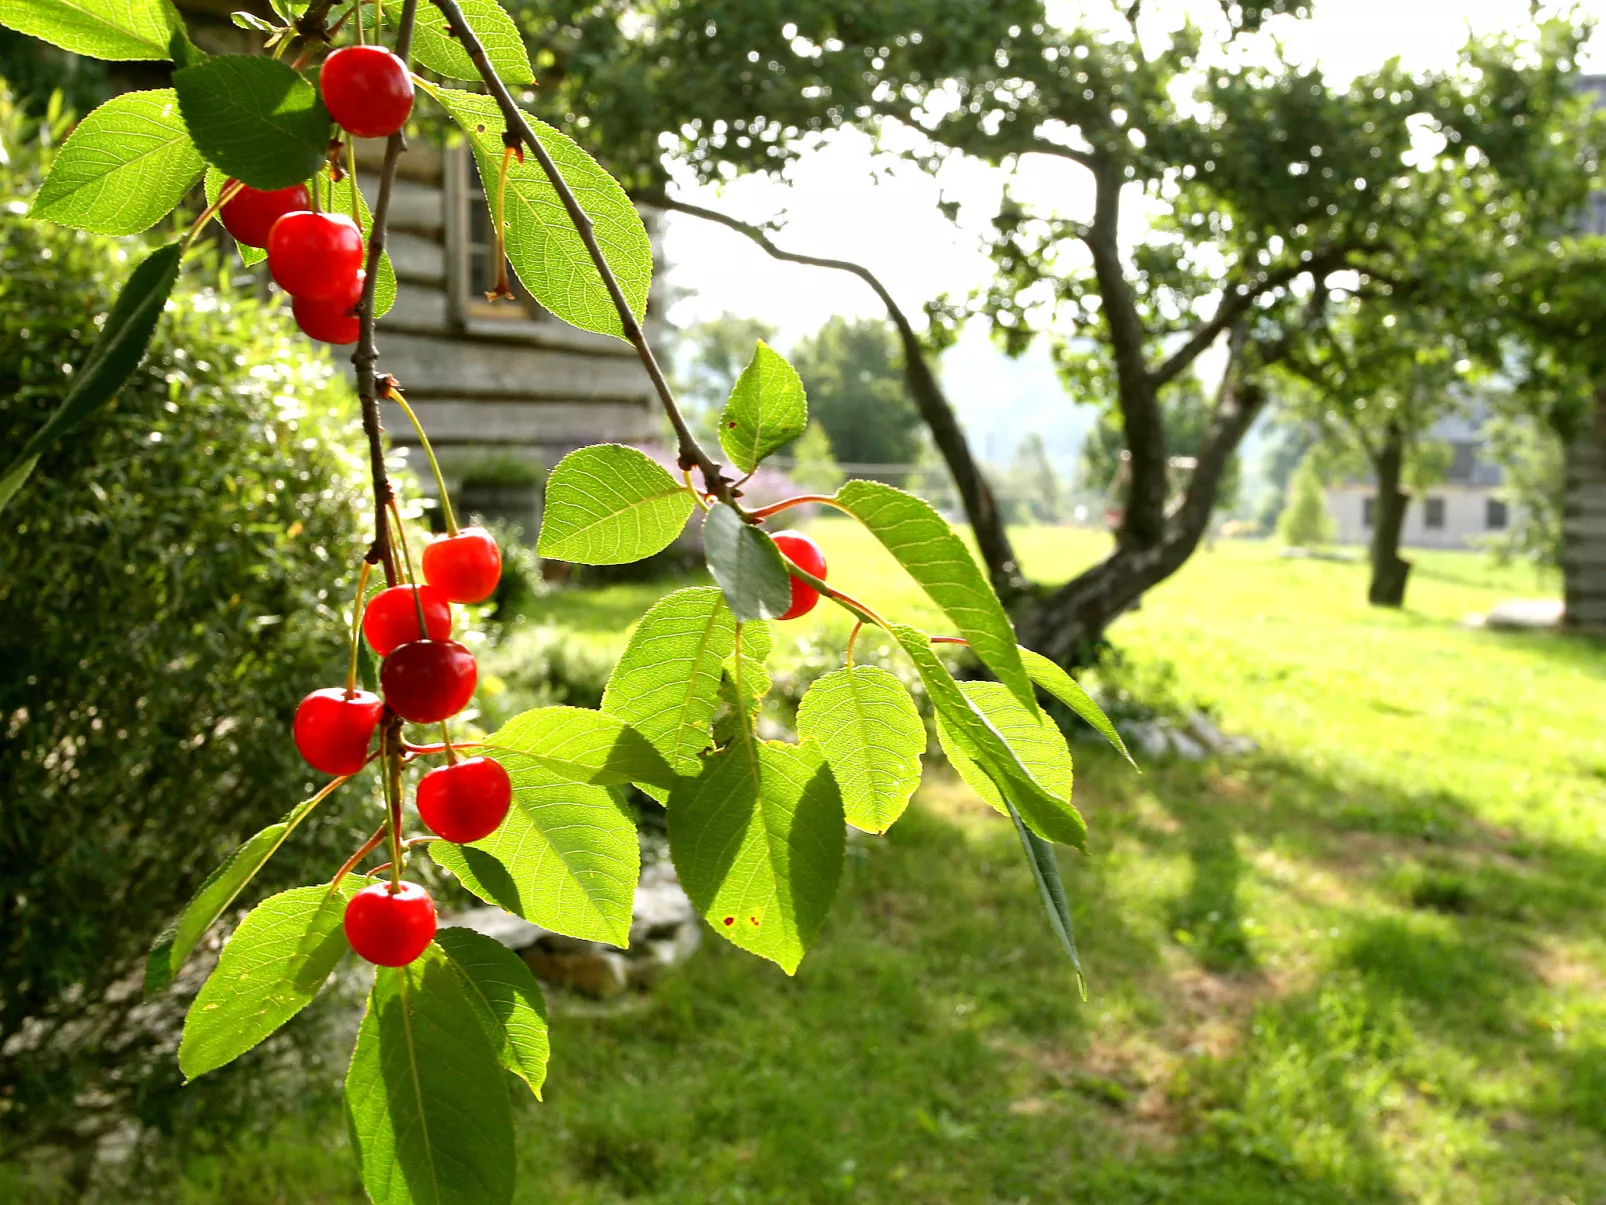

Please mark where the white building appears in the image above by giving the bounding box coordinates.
[1324,413,1520,550]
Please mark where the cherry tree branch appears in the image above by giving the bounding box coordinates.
[425,0,735,506]
[351,0,419,586]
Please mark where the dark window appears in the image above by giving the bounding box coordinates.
[1448,443,1477,483]
[1362,496,1375,528]
[1424,497,1446,529]
[1487,497,1509,530]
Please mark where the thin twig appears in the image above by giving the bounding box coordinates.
[424,0,736,506]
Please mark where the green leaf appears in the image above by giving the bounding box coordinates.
[892,625,1086,850]
[703,503,792,621]
[434,928,549,1099]
[174,55,330,191]
[346,946,515,1205]
[537,443,694,565]
[31,89,202,234]
[178,880,359,1079]
[796,665,924,834]
[601,586,738,776]
[718,340,807,474]
[668,739,844,974]
[483,705,677,789]
[411,0,533,85]
[835,480,1036,713]
[1004,804,1086,990]
[430,761,638,947]
[1018,646,1137,769]
[935,680,1081,847]
[0,241,181,517]
[145,790,329,996]
[0,0,181,60]
[419,82,651,339]
[713,620,771,746]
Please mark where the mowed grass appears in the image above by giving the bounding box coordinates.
[48,528,1606,1204]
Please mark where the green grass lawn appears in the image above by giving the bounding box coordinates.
[44,529,1606,1205]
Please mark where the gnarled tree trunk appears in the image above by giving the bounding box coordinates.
[1367,422,1412,607]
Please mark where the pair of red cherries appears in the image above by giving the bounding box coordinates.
[218,45,414,345]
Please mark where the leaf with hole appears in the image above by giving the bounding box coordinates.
[893,626,1085,850]
[420,82,651,339]
[430,760,638,947]
[175,55,330,191]
[178,879,360,1080]
[835,480,1036,712]
[145,788,330,996]
[719,340,807,473]
[32,89,202,235]
[668,738,844,974]
[345,945,515,1205]
[703,503,792,621]
[0,241,181,516]
[434,927,549,1099]
[0,0,182,60]
[601,586,737,777]
[1018,646,1136,768]
[483,706,677,789]
[537,443,694,565]
[796,665,924,834]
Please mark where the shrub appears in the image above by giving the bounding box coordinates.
[1278,451,1336,549]
[0,91,376,1153]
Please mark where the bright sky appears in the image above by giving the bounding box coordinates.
[660,0,1606,351]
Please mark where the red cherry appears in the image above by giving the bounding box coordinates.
[293,687,383,775]
[421,527,502,604]
[220,180,311,249]
[417,757,512,844]
[380,639,477,724]
[321,45,415,139]
[770,530,827,621]
[292,270,364,345]
[343,880,437,966]
[362,583,452,656]
[267,211,364,300]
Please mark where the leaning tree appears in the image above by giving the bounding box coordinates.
[513,0,1601,660]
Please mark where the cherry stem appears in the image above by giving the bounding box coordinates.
[682,468,711,513]
[345,138,361,230]
[438,721,458,766]
[929,636,968,645]
[332,820,390,887]
[485,146,516,302]
[382,724,405,891]
[345,559,373,694]
[402,738,482,757]
[747,494,848,522]
[182,179,246,254]
[779,553,890,630]
[387,498,430,640]
[845,620,863,667]
[385,383,458,535]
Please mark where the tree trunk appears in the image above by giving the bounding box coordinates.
[1562,385,1606,634]
[1367,423,1412,607]
[1017,334,1263,664]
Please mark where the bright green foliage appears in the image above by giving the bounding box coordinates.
[483,705,678,789]
[600,586,738,775]
[718,339,807,473]
[537,443,694,564]
[795,665,924,834]
[936,681,1077,842]
[714,620,771,744]
[892,626,1086,852]
[431,762,638,947]
[0,240,180,514]
[1278,451,1336,549]
[178,881,360,1081]
[433,928,549,1100]
[835,480,1036,712]
[30,88,201,234]
[410,0,532,85]
[173,56,329,191]
[702,503,792,621]
[143,791,327,996]
[668,739,844,974]
[1018,647,1135,768]
[421,82,651,339]
[0,0,180,61]
[345,946,516,1205]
